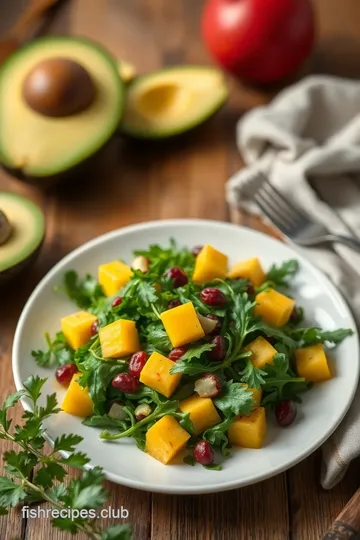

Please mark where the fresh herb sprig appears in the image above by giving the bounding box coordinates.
[0,376,132,539]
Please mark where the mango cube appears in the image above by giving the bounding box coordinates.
[61,373,93,417]
[193,244,228,284]
[228,257,265,286]
[98,261,132,296]
[228,407,267,449]
[242,384,263,408]
[146,415,191,464]
[245,336,277,369]
[255,288,295,327]
[140,352,182,397]
[61,311,98,350]
[99,319,140,359]
[295,344,332,382]
[180,394,221,434]
[160,302,205,347]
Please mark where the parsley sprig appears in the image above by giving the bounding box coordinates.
[0,376,132,539]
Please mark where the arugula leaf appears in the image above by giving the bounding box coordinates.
[82,415,128,429]
[32,332,74,368]
[144,322,172,354]
[0,477,27,507]
[262,259,299,289]
[63,270,104,309]
[214,381,254,417]
[64,467,107,509]
[183,454,196,466]
[203,417,234,456]
[59,452,90,468]
[239,360,267,389]
[101,524,133,540]
[134,240,195,277]
[261,353,308,405]
[289,327,353,348]
[170,343,214,375]
[53,434,83,453]
[204,463,222,471]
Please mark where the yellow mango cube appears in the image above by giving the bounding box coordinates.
[146,415,191,464]
[98,261,132,297]
[245,336,277,368]
[295,344,332,382]
[228,257,265,286]
[61,373,93,417]
[99,319,140,359]
[193,244,228,284]
[228,407,267,449]
[242,384,263,408]
[61,311,98,350]
[160,302,205,347]
[140,352,182,397]
[180,394,221,434]
[255,288,295,327]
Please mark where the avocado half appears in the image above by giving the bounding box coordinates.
[0,192,45,284]
[0,36,125,187]
[121,66,228,139]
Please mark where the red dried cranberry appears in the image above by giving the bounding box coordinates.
[194,441,215,465]
[168,299,182,309]
[290,306,301,324]
[194,373,222,398]
[55,363,77,386]
[112,373,140,393]
[90,320,99,336]
[275,400,297,427]
[165,267,188,288]
[200,288,227,307]
[169,346,187,361]
[209,335,226,361]
[128,351,149,378]
[205,314,221,335]
[112,296,123,308]
[192,245,204,257]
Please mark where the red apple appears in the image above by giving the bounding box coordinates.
[201,0,315,84]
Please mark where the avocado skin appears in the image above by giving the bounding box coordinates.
[3,136,117,189]
[0,237,44,285]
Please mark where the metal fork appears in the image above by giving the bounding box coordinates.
[254,177,360,253]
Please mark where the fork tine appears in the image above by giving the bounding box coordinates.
[262,180,308,219]
[255,191,294,234]
[261,182,300,223]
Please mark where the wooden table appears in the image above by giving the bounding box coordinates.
[1,1,360,538]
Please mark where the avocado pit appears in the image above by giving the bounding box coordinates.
[0,209,12,246]
[22,57,96,117]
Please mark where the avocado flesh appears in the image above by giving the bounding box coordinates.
[0,192,45,273]
[0,37,124,177]
[121,66,228,139]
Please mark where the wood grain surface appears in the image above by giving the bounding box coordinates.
[0,1,360,539]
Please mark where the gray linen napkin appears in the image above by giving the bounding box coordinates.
[226,75,360,489]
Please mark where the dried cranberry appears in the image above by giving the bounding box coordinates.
[194,441,215,465]
[200,288,227,307]
[205,314,221,335]
[128,351,149,378]
[246,283,256,297]
[169,346,187,361]
[112,296,123,308]
[194,374,222,398]
[275,400,297,427]
[112,373,140,393]
[290,306,301,324]
[192,245,204,257]
[90,320,99,336]
[55,363,77,386]
[168,299,181,309]
[165,267,188,288]
[209,335,226,361]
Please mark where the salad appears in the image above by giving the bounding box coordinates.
[33,242,353,470]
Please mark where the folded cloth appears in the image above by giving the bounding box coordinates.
[226,75,360,489]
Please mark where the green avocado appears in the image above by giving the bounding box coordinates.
[0,192,45,283]
[0,36,125,184]
[121,66,228,139]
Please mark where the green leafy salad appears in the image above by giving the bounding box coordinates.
[32,241,353,470]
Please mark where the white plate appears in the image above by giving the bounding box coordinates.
[12,219,359,494]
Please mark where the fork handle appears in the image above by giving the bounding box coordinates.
[300,234,360,253]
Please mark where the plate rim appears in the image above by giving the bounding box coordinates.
[12,218,360,494]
